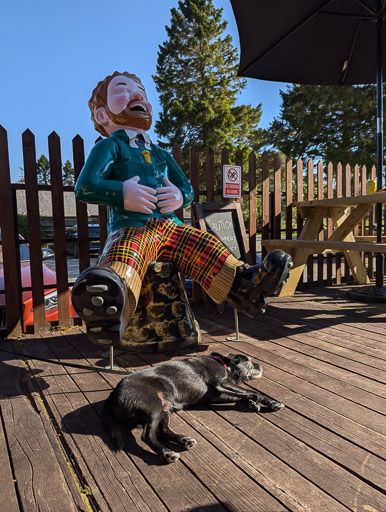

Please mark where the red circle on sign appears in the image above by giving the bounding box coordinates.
[227,168,238,182]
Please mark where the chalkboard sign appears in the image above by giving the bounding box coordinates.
[193,202,251,264]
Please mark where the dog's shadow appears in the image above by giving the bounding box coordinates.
[61,396,276,465]
[61,400,186,466]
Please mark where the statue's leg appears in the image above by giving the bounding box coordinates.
[72,224,160,346]
[160,220,292,318]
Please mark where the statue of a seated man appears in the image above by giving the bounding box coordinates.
[71,71,292,346]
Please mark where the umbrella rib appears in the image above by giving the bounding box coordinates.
[341,20,362,84]
[239,0,334,76]
[355,0,376,16]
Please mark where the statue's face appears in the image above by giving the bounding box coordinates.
[105,75,153,131]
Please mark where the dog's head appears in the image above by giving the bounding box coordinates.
[211,353,263,383]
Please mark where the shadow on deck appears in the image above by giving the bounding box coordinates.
[1,283,385,512]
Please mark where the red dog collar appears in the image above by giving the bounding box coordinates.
[212,355,231,372]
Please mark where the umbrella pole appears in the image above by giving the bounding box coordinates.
[347,0,386,301]
[375,3,384,287]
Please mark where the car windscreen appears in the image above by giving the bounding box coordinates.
[88,227,100,238]
[0,240,30,262]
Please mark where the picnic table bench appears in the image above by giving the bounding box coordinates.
[262,191,386,296]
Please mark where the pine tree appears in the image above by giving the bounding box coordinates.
[266,84,377,167]
[36,154,51,185]
[153,0,263,157]
[62,160,75,186]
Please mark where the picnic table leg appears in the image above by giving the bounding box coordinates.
[328,207,370,284]
[278,210,325,296]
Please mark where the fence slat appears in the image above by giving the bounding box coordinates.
[335,163,343,284]
[205,147,215,202]
[317,161,324,287]
[285,158,293,241]
[249,152,257,264]
[23,129,47,331]
[344,164,352,281]
[306,160,314,287]
[48,132,71,327]
[220,148,229,202]
[261,151,270,257]
[273,155,281,239]
[296,159,304,237]
[72,134,90,273]
[0,126,22,336]
[326,162,333,285]
[235,149,243,208]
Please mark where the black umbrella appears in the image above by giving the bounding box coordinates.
[230,0,386,301]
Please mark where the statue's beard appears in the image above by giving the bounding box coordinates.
[106,106,152,131]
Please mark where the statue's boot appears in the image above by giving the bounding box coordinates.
[71,266,130,346]
[226,249,293,318]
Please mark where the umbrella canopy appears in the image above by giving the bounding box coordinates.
[231,0,385,85]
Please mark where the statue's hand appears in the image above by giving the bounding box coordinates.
[123,176,157,214]
[156,178,183,214]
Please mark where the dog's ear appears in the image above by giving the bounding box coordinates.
[226,354,241,365]
[211,353,235,366]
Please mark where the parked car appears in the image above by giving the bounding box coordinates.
[0,232,76,332]
[66,223,100,257]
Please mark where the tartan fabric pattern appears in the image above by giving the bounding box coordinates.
[99,218,231,289]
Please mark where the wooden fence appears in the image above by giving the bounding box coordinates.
[0,126,379,336]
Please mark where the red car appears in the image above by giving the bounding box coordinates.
[0,233,75,332]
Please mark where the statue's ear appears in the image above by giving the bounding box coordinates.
[95,107,109,125]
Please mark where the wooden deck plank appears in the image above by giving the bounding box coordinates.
[200,324,386,436]
[22,336,169,512]
[196,317,386,459]
[0,344,21,512]
[40,333,289,512]
[0,343,82,512]
[1,284,385,512]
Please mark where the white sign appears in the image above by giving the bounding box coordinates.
[223,164,241,198]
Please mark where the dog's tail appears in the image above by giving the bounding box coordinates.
[101,391,125,451]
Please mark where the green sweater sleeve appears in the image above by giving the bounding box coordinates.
[74,138,124,208]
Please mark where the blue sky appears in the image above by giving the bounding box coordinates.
[1,0,287,182]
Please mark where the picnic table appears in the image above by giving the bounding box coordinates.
[263,191,386,296]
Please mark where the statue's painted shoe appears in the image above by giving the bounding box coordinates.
[226,250,292,318]
[71,266,129,346]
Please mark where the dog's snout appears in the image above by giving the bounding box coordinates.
[252,363,263,379]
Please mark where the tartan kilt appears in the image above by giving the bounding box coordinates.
[98,217,241,314]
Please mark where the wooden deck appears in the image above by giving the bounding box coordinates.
[1,284,386,512]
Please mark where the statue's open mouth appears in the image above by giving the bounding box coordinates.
[129,103,146,112]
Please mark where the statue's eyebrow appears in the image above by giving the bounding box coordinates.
[115,82,128,86]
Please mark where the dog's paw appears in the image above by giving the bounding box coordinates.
[180,436,197,450]
[248,399,261,412]
[163,450,180,464]
[268,400,285,411]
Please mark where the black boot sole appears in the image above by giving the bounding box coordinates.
[229,254,293,318]
[256,253,293,299]
[71,267,129,347]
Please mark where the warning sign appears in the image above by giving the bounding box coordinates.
[223,165,241,198]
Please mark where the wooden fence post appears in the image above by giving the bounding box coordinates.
[0,126,22,336]
[205,147,215,202]
[48,132,71,327]
[273,154,282,239]
[249,151,257,264]
[72,134,91,273]
[261,151,270,258]
[23,129,47,332]
[306,160,314,287]
[326,162,333,285]
[285,158,293,242]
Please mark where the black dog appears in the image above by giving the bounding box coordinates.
[102,352,284,463]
